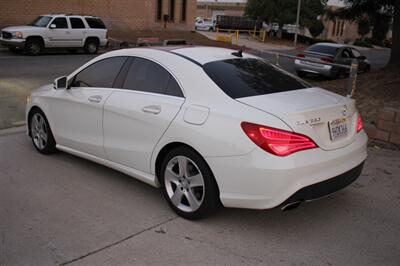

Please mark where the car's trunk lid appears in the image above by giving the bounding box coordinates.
[237,87,358,151]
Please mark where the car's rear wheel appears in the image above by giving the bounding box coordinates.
[160,147,220,220]
[25,38,43,56]
[84,39,99,54]
[29,109,57,154]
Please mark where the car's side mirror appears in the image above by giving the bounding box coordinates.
[358,55,366,60]
[50,24,56,29]
[53,76,68,90]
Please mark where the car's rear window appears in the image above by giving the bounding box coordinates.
[203,58,310,99]
[84,17,106,29]
[307,44,338,55]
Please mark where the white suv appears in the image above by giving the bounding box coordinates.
[0,14,108,55]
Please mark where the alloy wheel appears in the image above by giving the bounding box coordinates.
[164,156,205,212]
[31,113,48,150]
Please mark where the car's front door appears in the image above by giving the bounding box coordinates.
[103,57,185,173]
[47,17,71,47]
[50,56,128,158]
[68,17,87,47]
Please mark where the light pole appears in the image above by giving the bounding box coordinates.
[294,0,302,47]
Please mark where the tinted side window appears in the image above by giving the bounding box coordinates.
[74,57,126,88]
[70,18,85,29]
[166,77,184,97]
[307,44,338,56]
[52,18,68,29]
[123,58,170,94]
[204,59,309,99]
[85,18,106,29]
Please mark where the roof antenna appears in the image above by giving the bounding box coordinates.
[231,50,243,57]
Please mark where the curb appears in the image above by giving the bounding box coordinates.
[0,125,26,136]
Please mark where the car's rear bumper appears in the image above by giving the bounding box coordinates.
[0,37,25,48]
[294,59,334,77]
[280,161,364,207]
[206,130,368,210]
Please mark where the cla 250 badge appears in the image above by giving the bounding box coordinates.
[296,117,322,126]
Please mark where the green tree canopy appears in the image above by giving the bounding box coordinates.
[246,0,327,28]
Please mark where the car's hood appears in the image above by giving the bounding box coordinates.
[2,25,38,32]
[32,84,53,96]
[237,87,358,151]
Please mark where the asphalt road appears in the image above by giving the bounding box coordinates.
[0,131,399,265]
[0,47,391,129]
[0,49,97,129]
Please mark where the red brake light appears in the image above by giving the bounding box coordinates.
[297,53,305,58]
[241,122,318,157]
[321,56,333,63]
[357,115,363,133]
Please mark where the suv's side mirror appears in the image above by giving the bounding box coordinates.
[50,24,56,29]
[358,55,366,60]
[54,76,68,90]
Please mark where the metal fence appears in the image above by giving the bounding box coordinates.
[254,50,359,98]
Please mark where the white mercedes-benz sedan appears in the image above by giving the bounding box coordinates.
[26,46,367,219]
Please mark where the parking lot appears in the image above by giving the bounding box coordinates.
[0,46,399,265]
[0,130,399,265]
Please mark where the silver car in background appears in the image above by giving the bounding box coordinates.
[294,43,371,79]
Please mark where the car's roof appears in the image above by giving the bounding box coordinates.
[169,46,255,65]
[42,14,100,18]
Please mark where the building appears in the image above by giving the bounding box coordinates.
[318,5,369,43]
[0,0,196,31]
[197,0,247,19]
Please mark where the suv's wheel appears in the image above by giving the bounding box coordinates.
[29,109,57,154]
[25,38,43,56]
[84,39,99,54]
[160,146,220,220]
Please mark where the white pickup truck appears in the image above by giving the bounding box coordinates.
[0,14,108,55]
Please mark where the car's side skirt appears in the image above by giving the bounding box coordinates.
[56,144,159,188]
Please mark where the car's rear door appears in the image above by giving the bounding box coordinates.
[103,57,185,173]
[50,56,128,158]
[68,17,87,47]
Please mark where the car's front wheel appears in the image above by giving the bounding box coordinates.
[25,38,43,56]
[160,147,220,220]
[29,109,57,154]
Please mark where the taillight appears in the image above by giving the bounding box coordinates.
[241,122,318,157]
[297,53,305,58]
[321,57,333,63]
[357,115,363,133]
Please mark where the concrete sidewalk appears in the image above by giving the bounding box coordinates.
[197,31,295,51]
[1,131,400,265]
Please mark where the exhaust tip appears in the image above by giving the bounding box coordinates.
[281,200,303,211]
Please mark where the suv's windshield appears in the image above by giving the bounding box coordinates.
[203,58,310,99]
[29,16,52,27]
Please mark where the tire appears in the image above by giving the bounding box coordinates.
[25,38,43,56]
[160,146,220,220]
[84,39,99,54]
[29,109,57,154]
[364,65,371,73]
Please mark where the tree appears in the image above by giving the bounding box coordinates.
[357,18,370,40]
[246,0,328,29]
[309,20,325,37]
[328,0,399,65]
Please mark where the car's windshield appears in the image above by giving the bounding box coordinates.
[203,58,310,99]
[29,16,52,27]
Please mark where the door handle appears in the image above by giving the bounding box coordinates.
[142,105,161,115]
[88,95,102,103]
